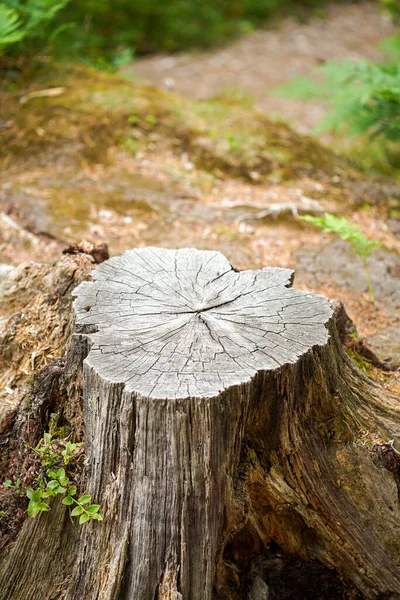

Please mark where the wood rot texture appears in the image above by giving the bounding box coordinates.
[0,247,400,600]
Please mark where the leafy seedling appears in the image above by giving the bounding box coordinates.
[300,212,381,302]
[3,433,102,524]
[3,478,22,495]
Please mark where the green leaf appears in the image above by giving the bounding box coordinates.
[37,502,50,512]
[28,502,40,517]
[274,57,400,141]
[79,513,91,524]
[47,480,60,490]
[86,504,100,514]
[44,432,52,441]
[26,489,33,500]
[71,505,84,517]
[56,468,66,481]
[78,494,92,504]
[299,215,324,227]
[67,486,77,496]
[32,489,43,503]
[44,483,64,496]
[62,495,74,505]
[91,513,103,521]
[3,480,12,488]
[47,470,57,479]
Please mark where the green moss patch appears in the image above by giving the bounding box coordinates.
[0,63,381,193]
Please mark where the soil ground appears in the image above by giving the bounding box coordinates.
[128,1,395,135]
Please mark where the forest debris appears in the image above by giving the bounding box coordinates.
[374,443,400,497]
[234,197,325,223]
[19,87,66,104]
[0,253,94,422]
[331,298,357,342]
[331,298,399,372]
[62,241,109,264]
[217,192,331,223]
[0,212,39,246]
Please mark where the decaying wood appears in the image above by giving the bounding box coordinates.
[62,241,110,264]
[332,298,399,372]
[0,247,400,600]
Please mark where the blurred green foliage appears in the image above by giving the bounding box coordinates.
[0,5,25,54]
[277,59,400,142]
[1,0,349,62]
[381,0,400,21]
[0,0,71,56]
[274,1,400,171]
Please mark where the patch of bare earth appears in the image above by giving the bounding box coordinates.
[128,1,395,135]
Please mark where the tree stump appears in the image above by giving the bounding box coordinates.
[1,247,400,600]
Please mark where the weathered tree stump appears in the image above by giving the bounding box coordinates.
[70,247,331,600]
[1,247,400,600]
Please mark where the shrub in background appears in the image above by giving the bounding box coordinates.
[1,0,347,62]
[0,0,71,56]
[274,1,400,172]
[277,58,400,143]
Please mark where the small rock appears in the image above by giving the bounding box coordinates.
[0,264,16,301]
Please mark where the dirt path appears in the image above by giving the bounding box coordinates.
[128,1,394,135]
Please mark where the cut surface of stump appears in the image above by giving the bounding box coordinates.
[74,247,332,398]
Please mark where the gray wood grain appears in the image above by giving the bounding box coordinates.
[74,247,332,399]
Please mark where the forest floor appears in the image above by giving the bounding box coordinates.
[128,1,395,136]
[0,0,399,413]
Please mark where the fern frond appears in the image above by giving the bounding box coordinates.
[0,5,25,53]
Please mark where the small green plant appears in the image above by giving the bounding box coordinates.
[274,0,400,169]
[225,133,243,155]
[123,137,140,156]
[3,433,102,524]
[300,212,381,302]
[381,0,400,22]
[3,478,22,495]
[145,114,157,126]
[0,5,25,54]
